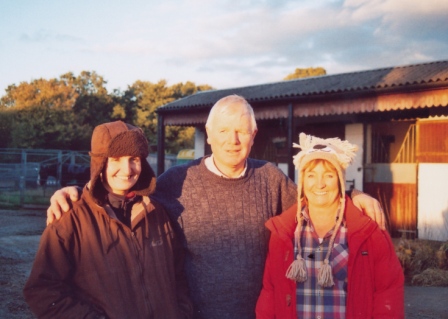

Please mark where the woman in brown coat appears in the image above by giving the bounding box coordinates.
[24,121,192,319]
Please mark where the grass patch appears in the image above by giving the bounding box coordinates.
[0,187,56,209]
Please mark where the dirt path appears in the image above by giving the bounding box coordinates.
[405,286,448,318]
[0,209,447,318]
[0,209,44,319]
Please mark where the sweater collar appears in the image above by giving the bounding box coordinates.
[204,154,247,178]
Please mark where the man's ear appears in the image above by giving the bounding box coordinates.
[205,127,211,145]
[251,129,258,145]
[252,129,258,139]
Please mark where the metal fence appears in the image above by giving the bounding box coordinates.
[0,148,89,207]
[0,148,183,207]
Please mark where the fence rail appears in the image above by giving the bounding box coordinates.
[393,124,416,163]
[0,148,89,207]
[0,148,183,208]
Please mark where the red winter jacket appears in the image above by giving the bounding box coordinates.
[256,196,404,319]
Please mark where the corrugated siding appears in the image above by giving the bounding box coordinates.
[417,120,448,163]
[294,88,448,117]
[163,89,448,125]
[159,60,448,112]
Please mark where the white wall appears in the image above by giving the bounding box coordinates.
[418,164,448,241]
[194,129,205,159]
[364,163,417,184]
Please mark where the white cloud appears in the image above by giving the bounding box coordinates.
[1,0,448,93]
[19,30,83,43]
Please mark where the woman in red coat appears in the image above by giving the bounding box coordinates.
[256,133,404,319]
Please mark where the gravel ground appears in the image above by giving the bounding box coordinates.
[0,208,447,319]
[0,209,44,319]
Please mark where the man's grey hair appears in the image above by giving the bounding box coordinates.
[205,95,257,131]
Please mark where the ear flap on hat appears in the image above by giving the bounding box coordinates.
[90,156,108,205]
[288,132,358,287]
[130,158,156,197]
[88,121,156,204]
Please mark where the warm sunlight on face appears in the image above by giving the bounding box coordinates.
[303,160,340,209]
[103,156,141,195]
[206,101,257,176]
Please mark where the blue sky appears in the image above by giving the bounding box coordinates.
[1,0,448,95]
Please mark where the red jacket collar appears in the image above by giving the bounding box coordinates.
[266,195,378,242]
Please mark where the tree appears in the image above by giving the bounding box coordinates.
[66,71,114,128]
[0,71,109,150]
[0,71,212,153]
[123,80,213,154]
[61,71,109,96]
[283,67,326,80]
[8,107,91,150]
[0,78,78,110]
[0,108,14,147]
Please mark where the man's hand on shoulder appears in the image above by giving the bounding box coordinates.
[46,186,81,225]
[351,189,386,230]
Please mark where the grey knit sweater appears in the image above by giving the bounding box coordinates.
[152,156,297,319]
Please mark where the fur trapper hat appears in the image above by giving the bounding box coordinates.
[89,120,156,204]
[285,133,358,287]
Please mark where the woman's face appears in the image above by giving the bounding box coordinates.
[303,160,340,209]
[103,156,142,195]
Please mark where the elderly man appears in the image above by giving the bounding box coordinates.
[47,95,384,319]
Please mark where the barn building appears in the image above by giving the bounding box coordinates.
[156,60,448,240]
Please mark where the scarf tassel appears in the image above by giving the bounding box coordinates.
[317,259,334,287]
[285,255,308,282]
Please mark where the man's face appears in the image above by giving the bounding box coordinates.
[206,102,257,175]
[103,156,142,195]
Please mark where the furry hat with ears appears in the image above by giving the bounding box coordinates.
[293,133,358,202]
[285,133,358,287]
[89,121,156,204]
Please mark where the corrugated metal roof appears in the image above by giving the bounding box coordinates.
[158,60,448,111]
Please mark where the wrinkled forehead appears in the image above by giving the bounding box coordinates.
[213,102,254,126]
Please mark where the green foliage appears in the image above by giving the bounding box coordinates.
[0,78,78,110]
[0,71,112,150]
[121,80,213,154]
[284,67,327,80]
[0,109,14,147]
[165,126,195,152]
[0,188,55,209]
[112,103,126,119]
[72,94,114,128]
[66,71,115,129]
[7,107,91,150]
[0,71,212,154]
[60,71,108,96]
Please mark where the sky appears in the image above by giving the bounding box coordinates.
[1,0,448,95]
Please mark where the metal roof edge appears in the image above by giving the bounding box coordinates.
[157,59,448,112]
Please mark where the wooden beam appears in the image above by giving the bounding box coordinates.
[287,103,295,180]
[157,113,165,176]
